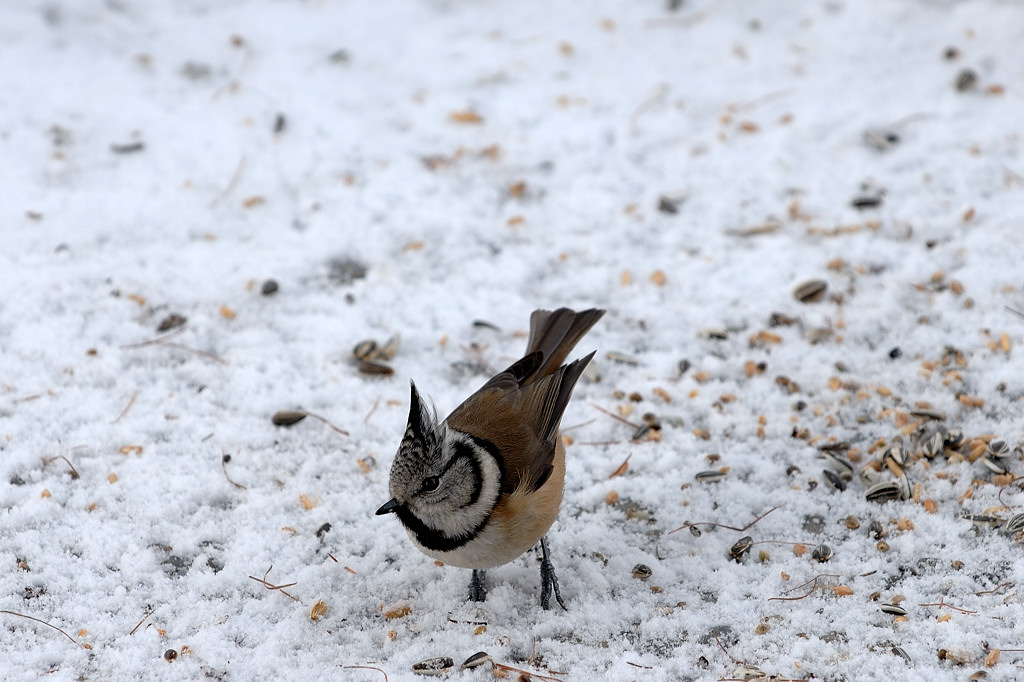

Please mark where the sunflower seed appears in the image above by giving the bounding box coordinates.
[882,444,908,467]
[695,470,727,483]
[891,645,912,664]
[896,474,912,501]
[461,652,492,669]
[943,429,966,449]
[731,666,767,680]
[729,536,753,562]
[866,481,901,502]
[955,68,978,92]
[881,603,908,617]
[921,431,944,459]
[412,657,454,676]
[357,359,395,376]
[859,466,883,487]
[271,410,307,426]
[352,340,378,361]
[260,279,279,295]
[987,439,1010,458]
[377,333,401,361]
[811,544,833,562]
[981,455,1009,475]
[851,195,882,210]
[963,513,1000,527]
[1005,513,1024,534]
[910,408,946,421]
[823,452,855,479]
[822,469,847,492]
[632,563,653,580]
[793,279,828,303]
[605,351,639,366]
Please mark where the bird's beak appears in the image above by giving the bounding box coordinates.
[375,498,400,515]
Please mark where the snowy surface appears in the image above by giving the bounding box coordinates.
[3,0,1024,679]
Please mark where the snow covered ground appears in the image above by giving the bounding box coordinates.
[3,0,1024,679]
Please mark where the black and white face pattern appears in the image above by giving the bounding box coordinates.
[388,383,503,552]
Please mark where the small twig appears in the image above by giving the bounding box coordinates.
[589,402,641,430]
[220,453,247,490]
[363,399,380,423]
[209,155,247,208]
[609,452,632,478]
[248,565,300,602]
[121,329,227,365]
[712,628,741,665]
[158,341,228,365]
[669,505,780,534]
[1,610,76,644]
[561,418,596,432]
[43,455,79,480]
[129,609,154,635]
[111,390,139,424]
[1006,306,1024,320]
[629,82,669,134]
[976,582,1013,596]
[768,574,840,602]
[493,662,563,682]
[446,613,489,626]
[919,598,977,614]
[303,410,350,436]
[120,328,187,349]
[627,661,654,670]
[342,665,388,681]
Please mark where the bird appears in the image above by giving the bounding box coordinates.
[376,307,605,609]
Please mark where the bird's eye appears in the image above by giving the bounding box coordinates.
[421,476,440,493]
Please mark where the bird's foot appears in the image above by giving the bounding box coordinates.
[468,569,487,602]
[539,536,567,611]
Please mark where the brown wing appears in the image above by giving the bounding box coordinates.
[447,308,603,494]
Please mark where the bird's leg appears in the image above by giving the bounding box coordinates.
[468,569,487,602]
[539,536,567,611]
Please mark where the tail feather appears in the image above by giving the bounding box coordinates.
[525,308,605,380]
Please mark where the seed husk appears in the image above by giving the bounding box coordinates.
[845,514,861,530]
[822,469,847,492]
[823,452,855,479]
[729,536,754,562]
[412,657,455,676]
[891,646,912,663]
[632,563,653,580]
[352,340,378,361]
[605,350,640,366]
[793,279,828,303]
[272,410,307,426]
[357,359,395,376]
[260,279,279,295]
[910,408,946,421]
[811,544,833,562]
[377,333,401,361]
[987,439,1010,458]
[921,431,944,459]
[461,652,492,669]
[944,429,966,449]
